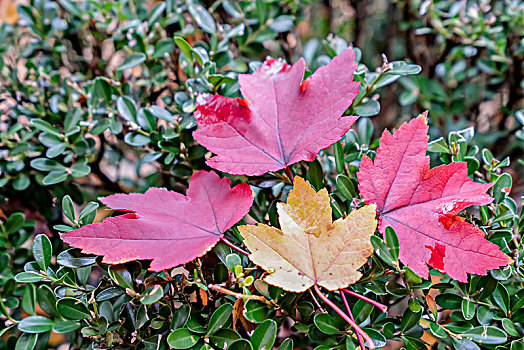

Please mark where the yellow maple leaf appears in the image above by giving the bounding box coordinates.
[239,176,377,293]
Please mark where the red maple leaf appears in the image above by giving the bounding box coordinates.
[62,171,253,271]
[357,114,512,282]
[193,47,360,176]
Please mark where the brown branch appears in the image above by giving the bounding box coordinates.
[91,133,123,193]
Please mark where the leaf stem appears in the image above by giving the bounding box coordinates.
[220,236,250,256]
[284,166,294,183]
[40,272,88,292]
[340,291,365,350]
[208,284,272,304]
[342,289,388,313]
[163,269,174,282]
[313,285,375,349]
[309,289,326,313]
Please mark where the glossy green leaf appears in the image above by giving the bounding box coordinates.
[493,173,512,204]
[229,339,253,350]
[206,303,233,335]
[435,293,462,309]
[56,297,91,320]
[57,249,96,268]
[371,236,397,267]
[117,96,138,123]
[354,99,380,117]
[461,299,475,320]
[118,53,147,71]
[167,328,200,349]
[334,141,345,174]
[209,328,241,348]
[150,105,175,123]
[36,285,59,318]
[511,340,524,350]
[461,326,507,344]
[5,212,25,234]
[400,308,421,333]
[307,159,324,190]
[52,320,81,333]
[313,313,338,335]
[171,305,191,330]
[32,234,52,271]
[428,322,447,339]
[174,36,193,61]
[21,285,36,315]
[62,195,75,223]
[251,319,277,350]
[387,61,422,75]
[336,174,355,201]
[108,265,134,290]
[501,318,519,337]
[18,316,54,333]
[140,284,164,305]
[15,272,43,283]
[384,226,399,261]
[31,119,61,137]
[453,338,480,350]
[278,338,293,350]
[78,202,99,223]
[187,4,216,34]
[244,300,274,323]
[15,333,37,350]
[43,170,68,185]
[401,336,427,350]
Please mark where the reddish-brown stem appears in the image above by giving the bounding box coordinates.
[163,269,174,282]
[314,285,375,349]
[343,289,388,313]
[208,284,270,303]
[284,166,294,182]
[341,291,365,350]
[220,236,250,256]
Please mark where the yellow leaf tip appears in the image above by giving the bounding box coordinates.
[418,111,429,124]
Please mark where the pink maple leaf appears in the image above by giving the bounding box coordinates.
[357,114,512,282]
[193,47,360,176]
[62,171,253,271]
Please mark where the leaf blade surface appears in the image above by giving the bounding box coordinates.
[193,48,360,175]
[240,177,377,292]
[357,114,511,281]
[62,171,253,271]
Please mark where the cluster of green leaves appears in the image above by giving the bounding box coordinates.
[397,0,523,155]
[1,0,522,349]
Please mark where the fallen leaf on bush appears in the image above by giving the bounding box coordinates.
[189,287,209,307]
[193,47,360,176]
[62,171,253,271]
[239,177,377,292]
[357,114,512,282]
[232,299,256,332]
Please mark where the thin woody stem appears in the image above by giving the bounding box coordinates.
[163,269,174,282]
[208,284,272,305]
[220,236,250,256]
[343,289,388,313]
[314,285,375,350]
[341,291,365,350]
